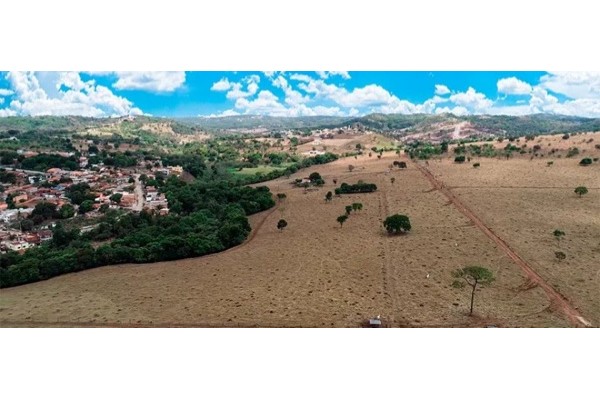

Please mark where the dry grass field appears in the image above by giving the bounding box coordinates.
[0,133,597,328]
[427,134,599,326]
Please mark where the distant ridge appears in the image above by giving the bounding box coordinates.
[180,113,600,137]
[1,114,599,139]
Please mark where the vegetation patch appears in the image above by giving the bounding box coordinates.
[334,181,377,195]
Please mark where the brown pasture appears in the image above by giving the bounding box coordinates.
[1,133,598,327]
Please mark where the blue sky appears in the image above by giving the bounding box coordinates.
[0,71,599,118]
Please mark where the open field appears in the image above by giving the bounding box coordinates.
[296,133,399,155]
[4,139,598,327]
[426,155,599,326]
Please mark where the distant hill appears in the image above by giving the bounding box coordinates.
[0,116,207,151]
[180,113,600,138]
[1,114,599,144]
[0,115,199,136]
[178,115,349,131]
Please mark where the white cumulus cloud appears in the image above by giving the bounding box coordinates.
[434,106,469,116]
[211,75,261,100]
[111,71,186,92]
[540,72,600,99]
[0,88,14,96]
[271,75,310,106]
[449,87,493,113]
[0,108,17,117]
[316,71,351,80]
[1,71,143,117]
[434,84,450,95]
[205,72,600,118]
[201,109,241,118]
[497,77,532,95]
[211,78,232,91]
[234,90,288,115]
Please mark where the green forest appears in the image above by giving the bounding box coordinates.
[0,175,275,288]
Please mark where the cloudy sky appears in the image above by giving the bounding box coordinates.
[0,71,599,118]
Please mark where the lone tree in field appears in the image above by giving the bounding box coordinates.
[574,186,588,197]
[276,193,287,203]
[348,164,355,172]
[553,229,565,246]
[345,205,353,215]
[351,202,363,212]
[390,177,396,185]
[325,191,333,202]
[451,266,495,316]
[337,214,348,228]
[555,251,566,263]
[579,157,592,166]
[309,172,322,182]
[277,219,288,232]
[383,214,411,235]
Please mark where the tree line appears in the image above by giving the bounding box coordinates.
[0,175,275,288]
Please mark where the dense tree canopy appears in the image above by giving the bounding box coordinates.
[334,182,377,195]
[65,183,96,205]
[20,153,79,171]
[383,214,411,234]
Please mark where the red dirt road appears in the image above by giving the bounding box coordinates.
[414,161,591,328]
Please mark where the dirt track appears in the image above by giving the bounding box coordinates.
[414,161,591,327]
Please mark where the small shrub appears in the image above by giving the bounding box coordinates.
[574,186,588,197]
[277,219,288,231]
[566,147,580,158]
[579,157,592,166]
[553,229,565,243]
[473,162,480,168]
[454,155,466,163]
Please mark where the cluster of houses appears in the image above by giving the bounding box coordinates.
[0,228,53,252]
[0,160,182,253]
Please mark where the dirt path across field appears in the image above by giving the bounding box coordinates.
[377,179,396,325]
[413,161,591,328]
